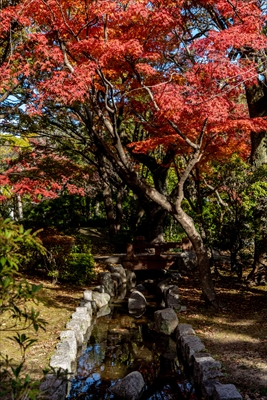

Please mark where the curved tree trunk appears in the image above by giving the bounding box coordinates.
[174,209,218,308]
[92,116,219,308]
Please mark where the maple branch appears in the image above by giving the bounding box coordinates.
[96,68,116,113]
[197,117,208,147]
[0,83,20,104]
[59,41,74,74]
[90,88,130,170]
[168,120,198,150]
[40,0,57,26]
[76,17,99,38]
[225,0,244,24]
[55,0,78,39]
[104,14,108,42]
[142,84,160,111]
[203,179,230,208]
[92,126,174,213]
[174,29,195,62]
[175,119,207,210]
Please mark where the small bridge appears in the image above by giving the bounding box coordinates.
[121,237,193,271]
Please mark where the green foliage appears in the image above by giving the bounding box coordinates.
[0,218,46,331]
[187,156,267,276]
[0,355,41,400]
[164,215,186,243]
[39,230,95,285]
[22,194,109,231]
[0,218,47,399]
[23,195,90,230]
[61,253,95,285]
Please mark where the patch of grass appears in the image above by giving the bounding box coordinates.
[0,278,84,382]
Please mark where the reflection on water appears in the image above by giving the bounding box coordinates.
[68,301,196,400]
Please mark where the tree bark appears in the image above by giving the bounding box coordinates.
[246,81,267,166]
[115,184,125,233]
[174,208,218,307]
[97,153,117,237]
[246,81,267,281]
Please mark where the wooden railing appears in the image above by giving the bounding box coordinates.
[126,236,193,258]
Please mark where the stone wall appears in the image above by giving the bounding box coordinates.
[176,322,242,400]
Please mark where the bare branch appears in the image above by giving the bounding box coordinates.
[175,119,208,210]
[168,119,198,150]
[60,41,74,73]
[204,179,229,208]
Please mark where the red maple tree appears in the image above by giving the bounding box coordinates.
[1,0,267,306]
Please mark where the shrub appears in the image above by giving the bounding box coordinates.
[36,229,95,285]
[61,253,95,285]
[0,218,47,399]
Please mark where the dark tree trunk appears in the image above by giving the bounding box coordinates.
[174,209,218,308]
[97,153,117,237]
[147,206,167,243]
[246,81,267,166]
[247,237,267,285]
[136,200,167,243]
[246,81,267,281]
[115,184,125,233]
[102,179,117,237]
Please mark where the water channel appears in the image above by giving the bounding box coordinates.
[67,281,197,400]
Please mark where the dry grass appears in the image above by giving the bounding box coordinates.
[0,278,85,381]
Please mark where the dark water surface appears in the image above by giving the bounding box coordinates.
[67,297,196,400]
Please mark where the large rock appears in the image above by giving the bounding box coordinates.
[92,291,110,309]
[135,284,147,294]
[105,256,122,264]
[126,270,137,290]
[157,277,173,295]
[70,309,91,333]
[176,323,196,341]
[193,353,222,385]
[116,284,127,300]
[154,308,178,335]
[39,374,67,400]
[49,341,73,372]
[98,271,117,297]
[65,320,84,346]
[212,383,243,400]
[59,330,77,362]
[165,285,181,310]
[83,290,93,301]
[96,304,111,318]
[79,300,93,314]
[128,290,147,314]
[178,251,197,271]
[109,371,145,400]
[180,335,205,365]
[106,263,127,284]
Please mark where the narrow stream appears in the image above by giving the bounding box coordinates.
[67,292,197,400]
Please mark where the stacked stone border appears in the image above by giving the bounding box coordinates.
[39,288,112,400]
[176,322,242,400]
[40,264,243,400]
